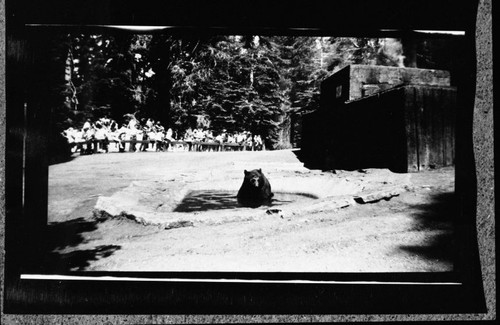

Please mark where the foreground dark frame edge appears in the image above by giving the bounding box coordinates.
[1,0,494,319]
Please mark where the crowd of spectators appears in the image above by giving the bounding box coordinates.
[61,117,264,154]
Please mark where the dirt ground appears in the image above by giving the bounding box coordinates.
[45,149,456,273]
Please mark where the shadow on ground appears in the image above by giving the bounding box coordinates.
[174,190,319,212]
[49,153,76,166]
[292,148,322,170]
[174,191,241,212]
[398,192,456,267]
[49,133,76,166]
[38,218,121,272]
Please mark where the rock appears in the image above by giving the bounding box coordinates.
[164,220,194,229]
[354,189,400,204]
[404,185,415,192]
[266,208,284,218]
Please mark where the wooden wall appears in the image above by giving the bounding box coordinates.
[329,86,408,172]
[320,65,351,111]
[301,85,456,173]
[349,65,451,100]
[404,85,456,172]
[320,64,452,103]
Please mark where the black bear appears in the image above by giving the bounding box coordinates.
[237,169,274,207]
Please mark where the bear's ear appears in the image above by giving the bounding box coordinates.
[244,170,248,175]
[258,168,262,173]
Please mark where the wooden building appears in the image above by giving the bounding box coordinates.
[302,65,456,173]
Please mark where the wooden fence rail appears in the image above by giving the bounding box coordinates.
[70,139,262,154]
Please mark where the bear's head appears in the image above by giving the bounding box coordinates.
[244,169,263,188]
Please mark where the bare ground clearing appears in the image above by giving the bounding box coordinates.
[46,149,455,273]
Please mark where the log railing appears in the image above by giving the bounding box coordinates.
[70,139,262,154]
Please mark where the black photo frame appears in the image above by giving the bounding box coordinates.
[2,0,492,318]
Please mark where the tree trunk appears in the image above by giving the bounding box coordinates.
[276,112,292,149]
[402,37,418,68]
